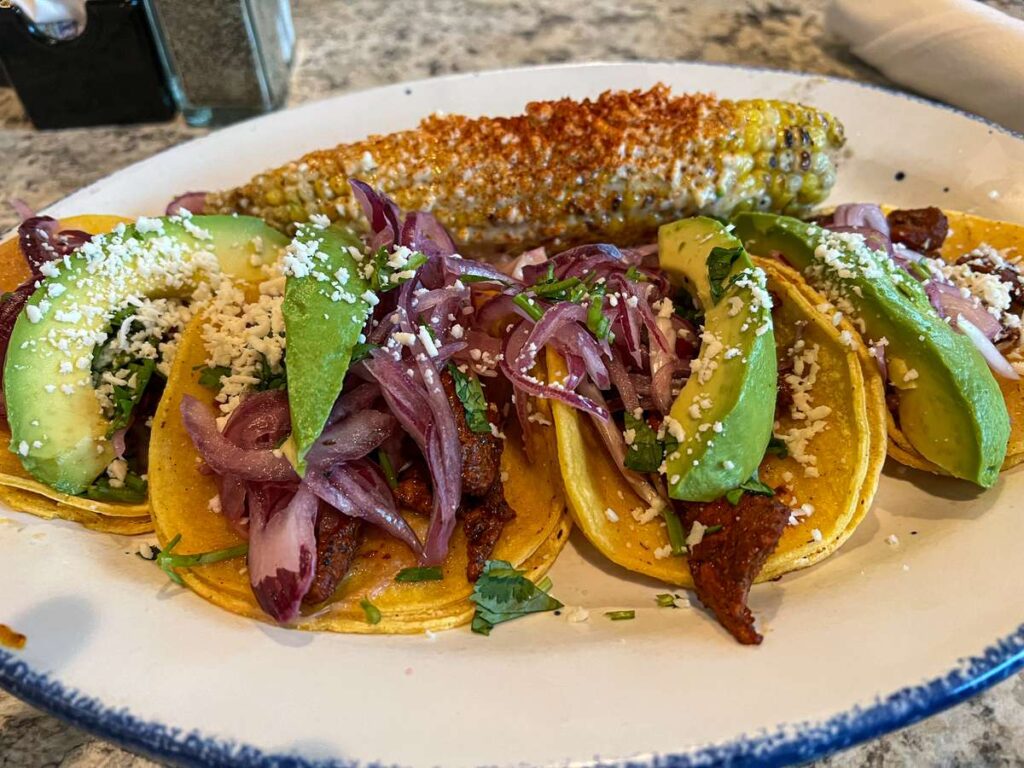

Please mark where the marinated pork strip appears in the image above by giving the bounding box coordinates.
[393,461,433,516]
[302,505,363,607]
[462,477,516,582]
[886,207,949,254]
[441,370,502,496]
[680,494,790,645]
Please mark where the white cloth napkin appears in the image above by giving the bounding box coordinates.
[827,0,1024,133]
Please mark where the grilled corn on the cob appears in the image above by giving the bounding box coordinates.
[207,85,845,255]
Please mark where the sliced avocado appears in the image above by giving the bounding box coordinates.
[658,217,777,502]
[282,223,373,472]
[732,212,1009,487]
[4,214,289,494]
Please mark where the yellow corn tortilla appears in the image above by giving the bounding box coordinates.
[149,315,570,633]
[549,257,886,586]
[0,215,152,524]
[845,208,1024,478]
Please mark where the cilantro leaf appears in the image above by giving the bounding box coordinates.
[254,355,287,392]
[82,471,147,503]
[395,566,444,583]
[107,359,156,434]
[724,470,776,506]
[350,341,377,364]
[360,598,382,625]
[622,411,663,473]
[707,246,743,305]
[448,364,492,434]
[470,560,562,635]
[765,436,788,458]
[196,365,232,391]
[370,247,428,292]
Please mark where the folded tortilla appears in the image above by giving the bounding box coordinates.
[550,257,886,586]
[148,315,570,632]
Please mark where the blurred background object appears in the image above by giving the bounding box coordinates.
[143,0,295,127]
[0,0,175,129]
[828,0,1024,133]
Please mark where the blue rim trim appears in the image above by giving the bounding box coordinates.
[3,621,1024,767]
[4,63,1023,767]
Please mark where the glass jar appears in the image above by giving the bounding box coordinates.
[143,0,294,127]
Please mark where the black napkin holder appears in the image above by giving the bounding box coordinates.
[0,1,175,129]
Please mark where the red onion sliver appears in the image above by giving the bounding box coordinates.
[180,395,297,482]
[955,314,1020,380]
[248,482,318,623]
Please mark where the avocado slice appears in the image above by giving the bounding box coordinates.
[657,217,777,502]
[282,222,373,472]
[732,212,1009,487]
[4,214,289,494]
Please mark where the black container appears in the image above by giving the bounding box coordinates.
[0,1,176,129]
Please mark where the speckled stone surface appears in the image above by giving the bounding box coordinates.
[1,0,1023,766]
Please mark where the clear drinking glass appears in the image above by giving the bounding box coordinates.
[143,0,294,127]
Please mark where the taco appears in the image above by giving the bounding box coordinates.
[734,205,1023,484]
[0,211,290,531]
[542,216,885,644]
[148,184,570,632]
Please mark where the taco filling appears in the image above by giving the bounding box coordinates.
[0,212,289,524]
[735,204,1020,484]
[152,182,576,628]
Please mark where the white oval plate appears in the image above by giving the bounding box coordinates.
[2,62,1024,768]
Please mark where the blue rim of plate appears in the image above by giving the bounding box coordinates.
[3,62,1024,767]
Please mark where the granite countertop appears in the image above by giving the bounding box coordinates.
[1,0,1023,765]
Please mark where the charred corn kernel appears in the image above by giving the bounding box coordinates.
[207,85,845,255]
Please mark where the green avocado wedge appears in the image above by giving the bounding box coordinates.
[4,215,289,494]
[281,223,373,473]
[732,212,1009,487]
[658,217,777,502]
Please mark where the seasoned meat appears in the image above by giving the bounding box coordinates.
[441,370,502,496]
[462,478,516,582]
[393,461,433,516]
[680,494,790,645]
[956,250,1024,307]
[886,207,949,254]
[303,506,363,607]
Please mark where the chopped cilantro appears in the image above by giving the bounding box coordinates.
[661,504,687,556]
[655,593,677,608]
[350,341,377,364]
[673,289,704,325]
[512,293,545,322]
[370,247,428,292]
[586,285,613,341]
[156,533,248,586]
[395,566,444,583]
[448,364,492,434]
[605,610,635,621]
[536,576,553,593]
[707,246,743,305]
[254,354,287,392]
[196,364,232,391]
[470,560,562,635]
[765,436,788,458]
[625,265,649,283]
[909,261,932,281]
[622,411,663,472]
[105,358,156,434]
[704,524,723,535]
[724,471,775,506]
[378,448,398,489]
[360,598,382,625]
[532,276,583,301]
[83,472,148,503]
